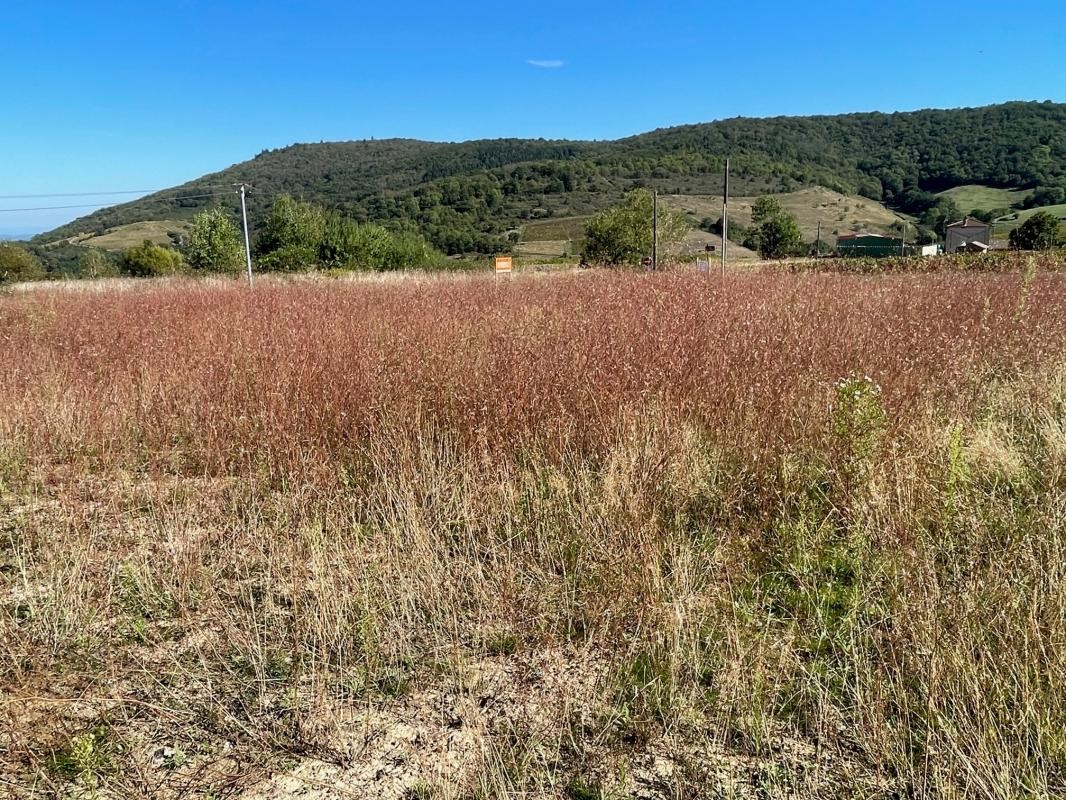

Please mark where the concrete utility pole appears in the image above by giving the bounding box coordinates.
[652,190,658,270]
[721,158,729,276]
[894,213,907,257]
[235,183,253,288]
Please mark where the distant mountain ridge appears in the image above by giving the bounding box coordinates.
[38,101,1066,254]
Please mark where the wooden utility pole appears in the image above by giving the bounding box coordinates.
[652,190,658,270]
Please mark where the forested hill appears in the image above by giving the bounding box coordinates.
[40,101,1066,254]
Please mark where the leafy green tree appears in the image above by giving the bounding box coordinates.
[1009,211,1063,250]
[583,188,689,265]
[1022,186,1066,209]
[745,196,804,258]
[186,207,245,273]
[0,244,45,284]
[254,195,445,271]
[919,197,961,236]
[384,231,447,270]
[320,213,392,268]
[77,248,119,279]
[750,196,783,225]
[255,195,326,270]
[122,240,184,277]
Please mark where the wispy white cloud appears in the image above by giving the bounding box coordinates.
[527,59,565,69]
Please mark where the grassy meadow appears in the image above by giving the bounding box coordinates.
[2,256,1066,798]
[993,203,1066,239]
[666,187,906,243]
[54,220,193,252]
[937,184,1030,214]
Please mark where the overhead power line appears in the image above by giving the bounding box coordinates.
[0,190,160,200]
[0,184,235,200]
[0,190,243,213]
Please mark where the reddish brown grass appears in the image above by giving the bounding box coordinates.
[2,268,1063,479]
[2,263,1066,798]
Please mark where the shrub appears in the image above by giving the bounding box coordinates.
[0,243,45,284]
[257,243,318,272]
[255,195,326,268]
[186,207,245,273]
[77,248,120,279]
[122,240,184,277]
[256,195,445,271]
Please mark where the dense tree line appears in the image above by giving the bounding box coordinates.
[15,200,446,281]
[254,196,446,270]
[37,102,1066,256]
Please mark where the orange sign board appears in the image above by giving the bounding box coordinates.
[494,256,513,274]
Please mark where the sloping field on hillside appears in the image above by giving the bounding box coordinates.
[993,202,1066,234]
[665,186,905,242]
[938,184,1029,213]
[70,220,192,251]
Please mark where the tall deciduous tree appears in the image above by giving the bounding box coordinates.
[186,208,245,273]
[0,244,45,284]
[1010,211,1063,250]
[745,196,804,258]
[255,195,327,271]
[583,188,689,265]
[77,248,119,279]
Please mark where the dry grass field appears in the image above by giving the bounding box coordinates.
[65,220,193,252]
[666,187,907,243]
[2,255,1066,798]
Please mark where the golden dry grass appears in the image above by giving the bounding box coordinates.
[666,187,906,242]
[73,220,192,252]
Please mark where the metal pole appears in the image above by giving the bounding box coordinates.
[652,190,658,270]
[816,220,822,257]
[237,183,253,288]
[721,158,729,276]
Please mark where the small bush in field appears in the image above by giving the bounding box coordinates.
[0,243,45,284]
[830,375,887,494]
[831,376,886,460]
[47,726,116,790]
[122,239,184,277]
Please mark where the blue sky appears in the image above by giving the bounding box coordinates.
[2,0,1064,234]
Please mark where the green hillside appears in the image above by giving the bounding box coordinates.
[992,203,1066,235]
[937,184,1030,213]
[37,101,1066,256]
